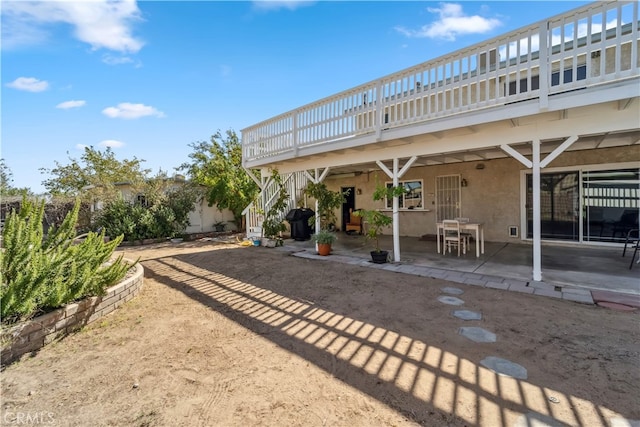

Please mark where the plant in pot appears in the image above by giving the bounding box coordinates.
[304,182,348,255]
[311,229,337,256]
[354,182,405,263]
[261,169,289,248]
[262,216,286,247]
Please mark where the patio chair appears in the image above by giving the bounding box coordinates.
[455,217,473,244]
[622,229,639,269]
[345,208,362,235]
[443,219,466,256]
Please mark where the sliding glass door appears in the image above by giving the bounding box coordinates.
[583,169,639,243]
[526,172,579,240]
[526,167,639,243]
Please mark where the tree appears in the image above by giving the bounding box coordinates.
[180,130,258,230]
[40,147,150,205]
[0,159,32,196]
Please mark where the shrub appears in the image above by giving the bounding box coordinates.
[94,184,200,241]
[0,197,133,324]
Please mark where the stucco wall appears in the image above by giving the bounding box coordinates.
[322,145,638,243]
[186,200,236,233]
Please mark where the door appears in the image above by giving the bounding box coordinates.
[341,187,355,232]
[436,175,461,222]
[583,168,639,242]
[526,172,579,240]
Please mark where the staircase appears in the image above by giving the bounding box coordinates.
[244,171,310,239]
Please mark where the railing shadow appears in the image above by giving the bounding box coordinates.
[140,244,638,426]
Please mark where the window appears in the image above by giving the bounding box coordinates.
[384,180,423,210]
[136,194,149,207]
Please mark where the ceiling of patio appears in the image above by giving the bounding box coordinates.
[322,129,640,177]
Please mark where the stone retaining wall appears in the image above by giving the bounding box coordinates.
[0,261,144,366]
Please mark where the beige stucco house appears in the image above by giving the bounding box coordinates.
[241,1,639,281]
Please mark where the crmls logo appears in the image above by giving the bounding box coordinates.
[3,412,55,425]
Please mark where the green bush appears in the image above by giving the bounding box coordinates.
[95,185,199,241]
[0,197,133,324]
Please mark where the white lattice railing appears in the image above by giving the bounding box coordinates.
[242,1,639,165]
[244,171,310,238]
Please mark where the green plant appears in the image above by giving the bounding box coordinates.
[303,182,348,230]
[311,229,337,245]
[354,209,391,253]
[354,182,405,253]
[94,182,200,241]
[261,169,289,239]
[213,221,226,231]
[0,197,134,324]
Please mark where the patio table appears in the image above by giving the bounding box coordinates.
[437,222,485,257]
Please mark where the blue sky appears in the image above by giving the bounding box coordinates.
[2,0,591,194]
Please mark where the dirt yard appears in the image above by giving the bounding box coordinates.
[1,239,638,427]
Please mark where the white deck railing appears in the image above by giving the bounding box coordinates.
[242,1,639,165]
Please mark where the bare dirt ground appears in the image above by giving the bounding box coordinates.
[1,239,639,427]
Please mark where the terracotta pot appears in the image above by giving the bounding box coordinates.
[317,243,331,256]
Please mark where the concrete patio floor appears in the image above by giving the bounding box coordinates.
[281,232,639,296]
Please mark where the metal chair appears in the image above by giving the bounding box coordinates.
[442,219,466,256]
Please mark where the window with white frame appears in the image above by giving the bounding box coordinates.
[384,180,424,210]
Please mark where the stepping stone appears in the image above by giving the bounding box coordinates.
[480,356,527,379]
[452,310,482,321]
[459,327,496,343]
[512,411,566,427]
[437,296,464,306]
[441,286,464,295]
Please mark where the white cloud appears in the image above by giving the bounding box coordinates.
[395,3,502,41]
[76,144,88,150]
[6,77,49,92]
[102,54,134,65]
[1,0,144,53]
[99,139,125,148]
[252,1,314,11]
[102,102,165,119]
[56,100,86,109]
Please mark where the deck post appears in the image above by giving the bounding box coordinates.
[375,156,418,262]
[532,140,542,282]
[392,158,400,262]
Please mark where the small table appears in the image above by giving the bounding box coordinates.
[437,222,485,257]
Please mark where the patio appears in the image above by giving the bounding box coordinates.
[281,233,640,296]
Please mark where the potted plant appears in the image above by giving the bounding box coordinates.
[213,221,226,232]
[260,169,289,248]
[303,182,347,254]
[303,182,348,231]
[354,183,405,263]
[354,209,391,263]
[262,216,286,247]
[311,229,337,256]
